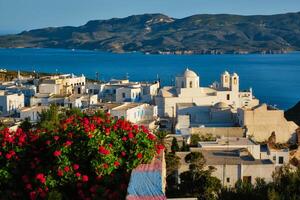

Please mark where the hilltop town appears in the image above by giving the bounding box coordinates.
[0,68,299,199]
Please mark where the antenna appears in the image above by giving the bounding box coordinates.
[96,72,99,82]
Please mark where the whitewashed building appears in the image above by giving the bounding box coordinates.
[39,74,86,95]
[20,105,49,122]
[0,90,24,115]
[155,69,259,118]
[86,79,159,103]
[176,137,288,187]
[110,103,158,129]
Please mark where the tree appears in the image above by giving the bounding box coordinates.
[166,153,181,176]
[165,153,181,197]
[179,152,221,199]
[37,104,60,130]
[190,134,201,146]
[184,152,206,171]
[19,117,32,132]
[219,166,300,200]
[154,130,169,145]
[171,137,179,153]
[180,141,190,152]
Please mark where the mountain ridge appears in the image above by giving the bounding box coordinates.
[1,12,300,54]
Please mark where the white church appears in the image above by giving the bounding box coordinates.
[155,68,259,118]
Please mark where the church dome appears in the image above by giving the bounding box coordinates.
[223,71,230,75]
[183,68,198,77]
[213,102,229,109]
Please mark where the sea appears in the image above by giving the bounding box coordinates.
[0,48,299,110]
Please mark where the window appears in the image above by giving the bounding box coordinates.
[225,76,228,83]
[273,156,276,161]
[122,93,126,98]
[279,156,284,164]
[226,178,230,183]
[189,81,193,88]
[181,81,184,88]
[227,94,230,100]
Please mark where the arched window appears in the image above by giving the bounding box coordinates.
[189,81,193,88]
[181,81,184,88]
[234,77,237,84]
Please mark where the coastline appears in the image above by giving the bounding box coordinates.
[0,47,295,56]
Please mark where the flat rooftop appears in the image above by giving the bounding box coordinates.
[176,149,273,165]
[199,137,257,147]
[177,103,196,108]
[96,103,124,110]
[111,103,144,111]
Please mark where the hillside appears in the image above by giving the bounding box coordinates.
[1,12,300,54]
[285,101,300,126]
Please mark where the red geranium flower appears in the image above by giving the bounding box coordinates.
[82,175,89,182]
[53,136,59,141]
[75,172,81,177]
[57,169,63,177]
[114,161,120,167]
[73,164,79,170]
[25,183,32,190]
[53,150,61,157]
[98,146,110,155]
[103,163,109,169]
[35,173,46,184]
[128,132,134,139]
[137,153,143,159]
[64,140,72,147]
[64,166,70,172]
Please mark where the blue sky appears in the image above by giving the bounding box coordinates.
[1,0,300,33]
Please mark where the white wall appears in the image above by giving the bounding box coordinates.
[0,93,25,115]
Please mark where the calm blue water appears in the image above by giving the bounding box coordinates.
[0,48,299,110]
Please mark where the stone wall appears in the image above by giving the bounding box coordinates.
[190,127,245,138]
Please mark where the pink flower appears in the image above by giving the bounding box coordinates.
[73,164,79,170]
[82,175,89,182]
[122,136,127,141]
[53,150,61,157]
[53,135,59,141]
[76,172,81,177]
[121,151,126,157]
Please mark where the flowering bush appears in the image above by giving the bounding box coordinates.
[0,111,164,199]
